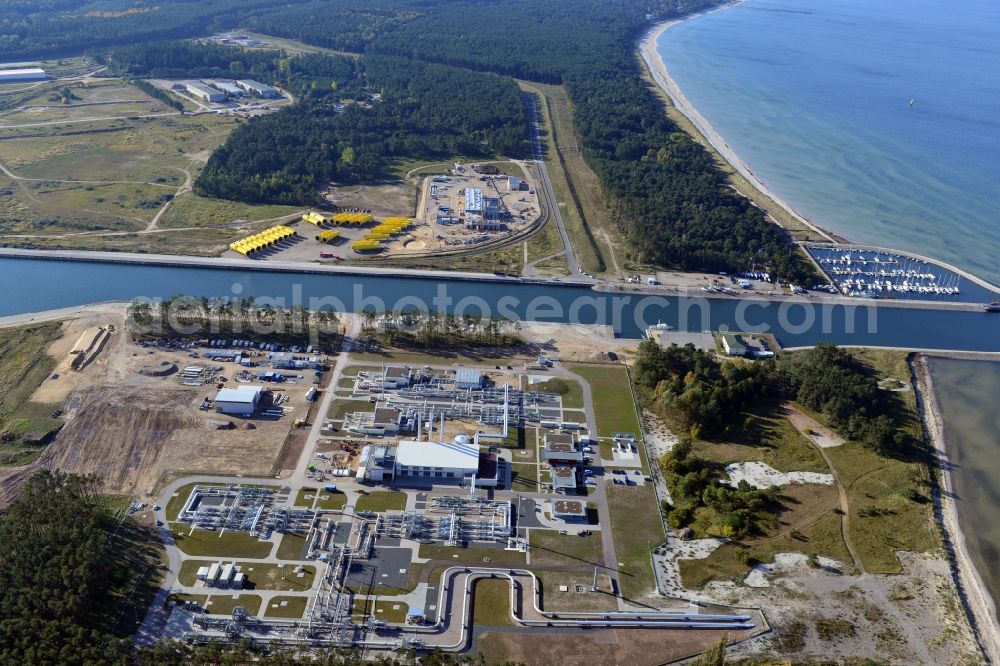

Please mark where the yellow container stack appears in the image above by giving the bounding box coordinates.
[315,229,340,243]
[229,225,296,256]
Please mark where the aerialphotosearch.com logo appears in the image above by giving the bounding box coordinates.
[127,280,880,343]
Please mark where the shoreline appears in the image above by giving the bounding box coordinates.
[913,354,1000,663]
[638,5,836,245]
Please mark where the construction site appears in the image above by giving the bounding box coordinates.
[0,305,331,505]
[221,163,539,263]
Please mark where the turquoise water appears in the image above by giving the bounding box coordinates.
[926,357,1000,612]
[658,0,1000,285]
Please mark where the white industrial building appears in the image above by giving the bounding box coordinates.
[454,368,483,390]
[212,81,245,97]
[215,385,263,416]
[394,436,489,484]
[186,81,225,103]
[381,366,413,389]
[0,68,47,83]
[506,176,520,192]
[463,188,483,214]
[236,79,280,98]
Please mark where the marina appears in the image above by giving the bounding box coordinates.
[805,245,997,304]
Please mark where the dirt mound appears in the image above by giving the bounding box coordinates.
[403,239,426,251]
[139,361,177,377]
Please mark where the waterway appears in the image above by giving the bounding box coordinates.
[925,357,1000,615]
[4,256,1000,351]
[658,0,1000,284]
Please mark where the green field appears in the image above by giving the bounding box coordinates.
[169,524,273,558]
[606,485,663,600]
[276,532,307,561]
[418,544,526,566]
[354,490,406,513]
[529,529,603,568]
[204,593,262,616]
[567,364,642,439]
[472,578,516,627]
[264,595,310,618]
[352,599,410,623]
[0,323,63,466]
[158,191,300,229]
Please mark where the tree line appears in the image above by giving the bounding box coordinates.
[635,340,913,456]
[194,54,530,203]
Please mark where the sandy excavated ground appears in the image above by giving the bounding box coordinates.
[1,304,310,503]
[723,461,834,488]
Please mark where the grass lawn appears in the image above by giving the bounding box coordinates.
[276,532,307,561]
[294,487,318,507]
[473,578,516,627]
[531,377,584,409]
[327,398,373,421]
[263,595,310,618]
[169,524,273,559]
[568,364,642,439]
[355,490,407,513]
[352,599,410,623]
[511,462,540,491]
[529,529,604,568]
[418,544,526,566]
[316,490,348,510]
[537,571,619,612]
[0,322,64,466]
[204,593,262,616]
[605,485,663,600]
[239,562,316,591]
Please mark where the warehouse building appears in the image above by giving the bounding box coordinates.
[215,385,263,416]
[392,435,499,487]
[381,366,413,389]
[212,81,245,97]
[236,79,280,98]
[454,368,483,390]
[506,176,521,192]
[186,81,225,103]
[0,67,47,83]
[463,188,483,215]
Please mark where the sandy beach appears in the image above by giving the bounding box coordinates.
[637,6,835,244]
[914,354,1000,663]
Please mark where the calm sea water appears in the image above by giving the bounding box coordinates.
[658,0,1000,285]
[926,357,1000,613]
